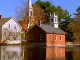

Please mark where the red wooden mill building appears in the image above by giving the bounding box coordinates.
[25,13,66,46]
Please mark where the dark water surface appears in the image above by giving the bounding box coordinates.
[0,45,80,60]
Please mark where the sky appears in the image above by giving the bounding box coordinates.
[0,0,80,19]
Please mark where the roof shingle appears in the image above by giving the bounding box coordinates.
[0,18,11,26]
[40,24,66,34]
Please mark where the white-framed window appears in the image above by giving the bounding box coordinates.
[14,26,16,29]
[14,24,16,30]
[50,34,52,41]
[55,18,57,23]
[30,34,33,40]
[9,24,10,28]
[55,35,57,41]
[60,35,62,41]
[40,34,43,40]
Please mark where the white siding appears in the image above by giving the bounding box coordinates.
[2,18,22,41]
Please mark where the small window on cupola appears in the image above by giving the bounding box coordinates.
[51,18,53,22]
[55,18,57,22]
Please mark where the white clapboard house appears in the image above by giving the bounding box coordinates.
[0,15,22,44]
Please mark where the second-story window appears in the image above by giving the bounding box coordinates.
[9,24,10,28]
[60,35,62,41]
[50,34,52,41]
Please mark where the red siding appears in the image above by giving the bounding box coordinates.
[26,25,46,43]
[46,47,65,59]
[26,25,65,46]
[46,34,65,46]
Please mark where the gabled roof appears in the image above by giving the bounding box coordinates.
[27,24,66,34]
[0,18,11,26]
[0,17,22,29]
[40,24,66,34]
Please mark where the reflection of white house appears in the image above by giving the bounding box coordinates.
[0,15,22,42]
[1,46,23,60]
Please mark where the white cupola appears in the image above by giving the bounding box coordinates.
[50,13,58,28]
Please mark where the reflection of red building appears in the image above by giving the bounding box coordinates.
[23,46,65,60]
[46,47,65,60]
[24,46,46,60]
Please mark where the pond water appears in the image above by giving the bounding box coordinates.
[0,45,80,60]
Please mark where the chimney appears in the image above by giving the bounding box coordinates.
[0,15,2,19]
[38,20,41,26]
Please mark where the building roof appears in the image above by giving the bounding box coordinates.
[0,17,22,29]
[0,18,11,26]
[40,24,66,34]
[27,24,66,34]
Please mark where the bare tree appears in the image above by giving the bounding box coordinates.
[15,0,46,24]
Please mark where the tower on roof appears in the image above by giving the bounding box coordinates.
[50,13,59,28]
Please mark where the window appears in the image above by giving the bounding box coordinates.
[50,34,52,41]
[30,11,32,16]
[55,35,57,41]
[40,34,43,40]
[55,18,57,22]
[51,18,53,22]
[14,26,16,29]
[9,24,10,28]
[30,34,33,40]
[60,35,62,41]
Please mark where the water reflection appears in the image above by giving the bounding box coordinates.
[0,45,80,60]
[46,47,65,60]
[66,47,80,60]
[23,46,66,60]
[1,46,23,60]
[23,46,46,60]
